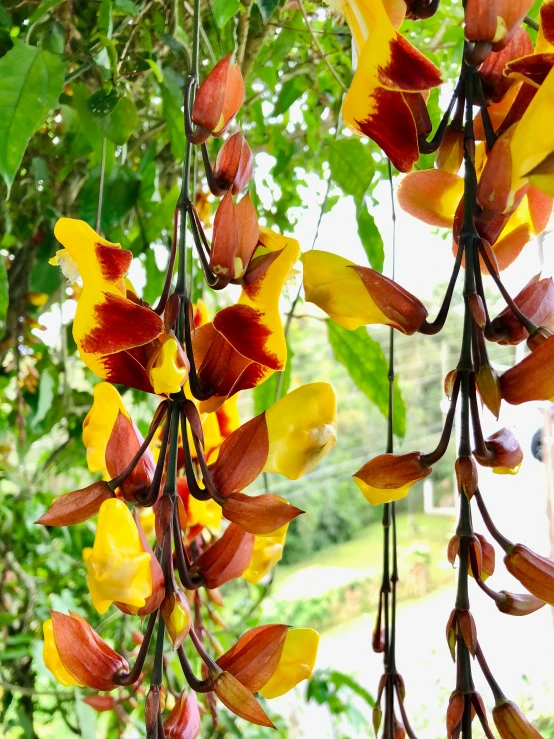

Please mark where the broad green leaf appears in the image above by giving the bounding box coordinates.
[213,0,240,28]
[27,0,65,28]
[0,259,8,335]
[327,321,406,438]
[253,343,293,414]
[0,42,66,196]
[32,370,55,427]
[356,206,384,272]
[327,138,374,205]
[113,0,138,14]
[274,77,306,116]
[96,95,138,145]
[257,0,280,23]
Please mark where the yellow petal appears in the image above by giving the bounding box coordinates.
[353,477,413,505]
[242,524,288,584]
[510,67,554,199]
[82,382,130,475]
[187,496,222,529]
[148,336,188,396]
[493,463,521,476]
[260,628,319,699]
[303,251,390,330]
[263,382,337,480]
[43,619,82,687]
[85,499,152,614]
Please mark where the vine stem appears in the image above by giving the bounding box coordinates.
[96,137,107,233]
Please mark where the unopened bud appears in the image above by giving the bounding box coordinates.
[447,691,464,738]
[474,428,522,474]
[161,591,192,649]
[504,544,554,606]
[435,126,464,173]
[214,131,254,194]
[496,590,546,616]
[444,369,457,399]
[476,366,502,419]
[455,456,477,498]
[468,293,486,328]
[492,699,543,738]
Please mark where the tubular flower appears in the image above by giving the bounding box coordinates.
[83,498,153,614]
[473,428,523,474]
[192,54,245,142]
[213,131,254,195]
[242,524,289,584]
[263,382,337,480]
[354,452,431,505]
[210,192,259,288]
[48,611,128,691]
[504,543,554,606]
[260,628,319,699]
[303,251,427,334]
[50,219,188,395]
[82,382,130,476]
[105,410,157,502]
[193,228,300,411]
[500,334,554,404]
[43,619,82,687]
[489,276,554,345]
[164,691,201,739]
[328,0,441,171]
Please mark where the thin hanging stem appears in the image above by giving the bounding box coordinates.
[96,137,107,233]
[114,610,158,686]
[473,489,514,552]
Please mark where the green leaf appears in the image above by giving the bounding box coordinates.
[96,95,138,145]
[327,138,374,205]
[75,691,97,739]
[327,321,406,438]
[213,0,240,27]
[253,342,293,414]
[32,369,55,427]
[113,0,138,14]
[0,259,7,335]
[274,77,306,116]
[257,0,280,23]
[356,206,384,272]
[0,42,66,196]
[161,69,185,159]
[27,0,65,28]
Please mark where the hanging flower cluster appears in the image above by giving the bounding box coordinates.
[315,0,554,736]
[38,28,339,734]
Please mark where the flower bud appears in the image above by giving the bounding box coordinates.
[444,369,458,399]
[222,492,303,535]
[496,590,546,616]
[192,54,245,142]
[164,691,201,739]
[479,27,533,102]
[504,544,554,605]
[210,192,258,287]
[161,591,192,649]
[49,611,128,691]
[489,277,554,346]
[455,456,478,498]
[145,685,163,733]
[354,452,431,506]
[435,126,464,173]
[447,535,460,565]
[43,619,82,687]
[474,428,523,474]
[373,703,383,735]
[36,481,115,527]
[447,691,464,738]
[105,412,156,502]
[214,131,254,194]
[464,0,497,42]
[193,523,254,588]
[468,293,486,328]
[476,366,502,419]
[492,699,543,738]
[213,671,274,728]
[473,533,495,580]
[500,333,554,404]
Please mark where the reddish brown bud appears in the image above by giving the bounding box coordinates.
[496,590,546,616]
[214,131,254,194]
[209,192,258,288]
[403,92,432,137]
[465,0,496,42]
[161,591,192,649]
[492,699,543,738]
[468,293,486,328]
[153,495,173,547]
[217,624,288,693]
[145,685,162,733]
[106,412,156,502]
[372,628,385,653]
[83,695,116,712]
[50,611,128,691]
[445,608,457,660]
[164,293,181,332]
[354,451,432,506]
[489,277,554,346]
[209,414,269,496]
[164,691,201,739]
[192,54,245,141]
[476,366,502,419]
[192,523,254,588]
[206,588,224,607]
[501,334,554,404]
[504,544,554,606]
[435,126,464,173]
[457,609,477,656]
[447,691,464,738]
[455,456,478,498]
[222,492,303,534]
[477,131,513,214]
[36,482,115,526]
[474,428,523,473]
[473,533,495,580]
[448,535,460,565]
[213,671,274,728]
[444,369,458,399]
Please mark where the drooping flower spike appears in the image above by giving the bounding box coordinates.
[328,0,442,171]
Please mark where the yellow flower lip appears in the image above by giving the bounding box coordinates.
[260,628,319,699]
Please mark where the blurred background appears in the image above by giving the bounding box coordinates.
[0,0,553,736]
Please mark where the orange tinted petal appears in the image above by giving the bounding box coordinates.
[397,169,463,227]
